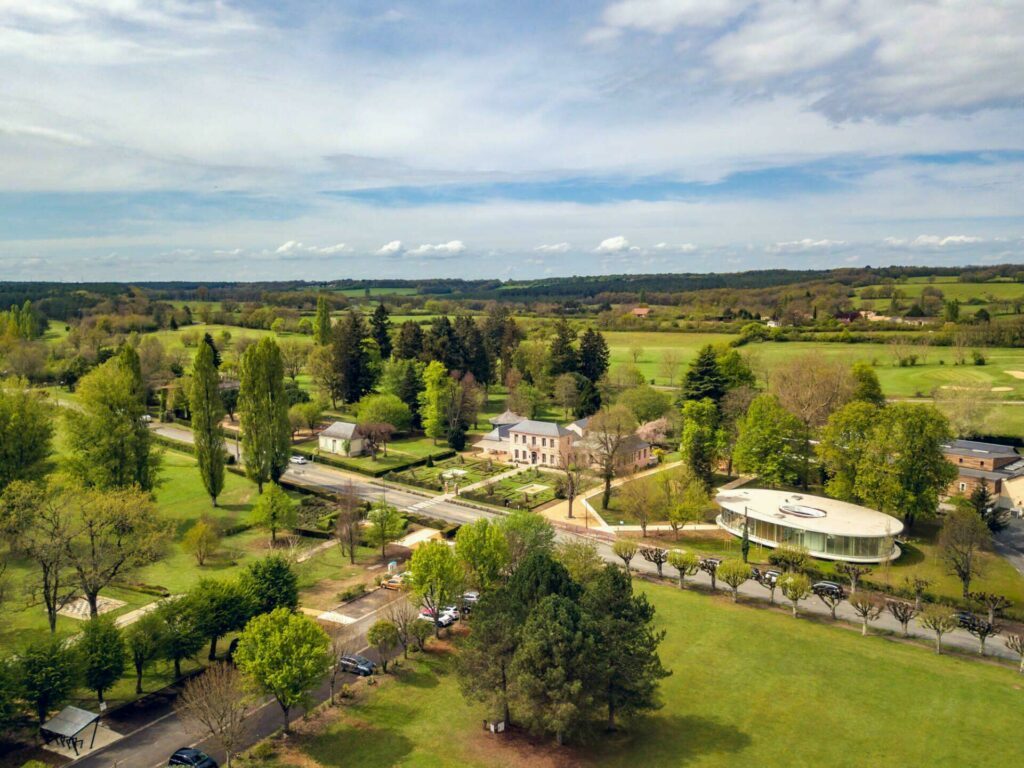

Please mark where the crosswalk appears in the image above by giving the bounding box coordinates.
[404,495,451,513]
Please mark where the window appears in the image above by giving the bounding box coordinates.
[959,482,967,492]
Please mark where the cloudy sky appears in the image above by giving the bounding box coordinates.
[2,0,1023,281]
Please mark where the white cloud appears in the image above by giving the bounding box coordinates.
[654,242,697,252]
[767,238,847,253]
[600,0,746,33]
[534,242,571,253]
[275,240,348,255]
[376,240,403,256]
[595,235,630,253]
[406,240,466,256]
[884,235,985,249]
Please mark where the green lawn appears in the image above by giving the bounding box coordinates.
[256,580,1024,767]
[462,467,570,510]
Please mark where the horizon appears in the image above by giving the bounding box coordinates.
[2,1,1022,280]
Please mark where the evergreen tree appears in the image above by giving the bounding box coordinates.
[578,327,609,383]
[573,377,602,418]
[454,315,492,385]
[190,341,226,506]
[425,316,462,370]
[331,309,376,403]
[681,344,727,404]
[547,318,579,377]
[679,398,722,490]
[510,594,598,745]
[583,565,669,731]
[370,303,393,359]
[312,295,332,345]
[239,337,291,493]
[394,320,425,360]
[202,332,222,368]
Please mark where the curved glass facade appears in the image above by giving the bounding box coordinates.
[717,507,898,562]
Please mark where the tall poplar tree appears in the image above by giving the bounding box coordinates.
[419,361,451,444]
[312,295,332,345]
[239,337,291,493]
[370,303,392,359]
[190,341,226,506]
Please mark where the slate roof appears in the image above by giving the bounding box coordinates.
[321,421,360,440]
[508,419,572,437]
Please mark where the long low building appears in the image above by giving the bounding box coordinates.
[715,489,904,563]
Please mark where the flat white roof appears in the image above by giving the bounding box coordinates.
[715,488,903,538]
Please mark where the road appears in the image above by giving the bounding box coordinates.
[73,589,408,768]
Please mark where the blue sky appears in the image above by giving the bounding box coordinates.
[1,0,1022,280]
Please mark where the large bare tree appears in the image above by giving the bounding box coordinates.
[334,480,364,565]
[770,355,854,487]
[176,663,249,768]
[586,405,638,509]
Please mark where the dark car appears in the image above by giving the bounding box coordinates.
[812,581,845,599]
[955,610,980,630]
[752,567,781,585]
[338,656,374,676]
[353,654,378,671]
[169,748,218,767]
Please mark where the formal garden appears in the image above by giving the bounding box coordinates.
[387,455,510,492]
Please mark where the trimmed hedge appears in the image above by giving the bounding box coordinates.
[291,445,456,477]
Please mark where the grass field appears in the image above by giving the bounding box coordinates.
[257,580,1024,768]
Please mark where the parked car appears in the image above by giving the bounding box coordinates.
[419,610,455,628]
[141,413,153,423]
[169,748,218,767]
[382,573,409,590]
[289,455,308,465]
[338,655,374,676]
[441,605,462,621]
[956,610,981,630]
[812,581,845,599]
[462,591,480,604]
[752,568,781,585]
[353,654,378,672]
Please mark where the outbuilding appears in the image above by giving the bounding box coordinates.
[715,488,903,563]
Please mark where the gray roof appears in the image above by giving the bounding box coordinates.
[42,706,99,738]
[489,409,525,426]
[509,419,571,437]
[477,423,515,443]
[569,417,590,430]
[321,421,359,440]
[959,460,1024,481]
[943,439,1019,459]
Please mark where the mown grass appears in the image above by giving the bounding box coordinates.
[258,580,1024,768]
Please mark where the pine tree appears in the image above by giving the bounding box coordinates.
[425,316,463,370]
[201,332,222,368]
[395,321,425,360]
[681,344,727,404]
[548,318,579,377]
[419,361,452,444]
[239,337,291,493]
[455,315,492,386]
[191,341,226,506]
[370,303,393,359]
[331,309,376,403]
[578,327,609,383]
[313,295,332,345]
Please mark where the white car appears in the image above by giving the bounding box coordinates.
[141,414,153,423]
[462,591,480,605]
[289,455,308,465]
[418,610,455,628]
[441,605,462,621]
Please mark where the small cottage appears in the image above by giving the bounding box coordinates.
[318,421,365,457]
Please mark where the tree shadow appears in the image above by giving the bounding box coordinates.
[395,668,439,689]
[894,542,926,567]
[305,727,414,768]
[594,715,752,765]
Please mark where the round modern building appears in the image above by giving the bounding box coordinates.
[715,489,903,563]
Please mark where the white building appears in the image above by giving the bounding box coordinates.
[715,488,904,563]
[318,421,365,457]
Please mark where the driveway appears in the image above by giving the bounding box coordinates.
[995,516,1024,576]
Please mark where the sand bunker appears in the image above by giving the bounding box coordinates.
[992,387,1013,392]
[1004,370,1024,379]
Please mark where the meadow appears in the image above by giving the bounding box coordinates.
[256,580,1024,768]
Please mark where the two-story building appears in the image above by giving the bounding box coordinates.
[941,439,1024,509]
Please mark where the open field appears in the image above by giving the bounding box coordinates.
[258,580,1024,768]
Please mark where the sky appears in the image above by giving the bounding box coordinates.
[1,0,1023,281]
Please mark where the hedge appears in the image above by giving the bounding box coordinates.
[291,445,457,477]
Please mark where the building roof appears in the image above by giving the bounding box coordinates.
[489,409,524,426]
[943,439,1019,460]
[476,424,515,443]
[715,489,904,538]
[631,307,651,317]
[569,417,590,431]
[509,419,571,437]
[321,421,359,440]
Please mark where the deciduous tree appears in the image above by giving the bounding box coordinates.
[920,605,957,654]
[940,505,990,597]
[250,483,296,546]
[612,539,638,574]
[640,546,669,579]
[177,663,249,768]
[191,578,254,660]
[240,555,298,615]
[182,519,220,566]
[156,596,205,679]
[410,540,464,637]
[455,518,509,592]
[80,615,125,704]
[588,405,639,509]
[0,380,53,494]
[365,502,405,562]
[125,611,165,694]
[367,619,400,673]
[849,592,884,635]
[18,637,78,724]
[190,341,226,506]
[732,394,802,487]
[667,551,699,588]
[779,572,811,618]
[235,608,331,734]
[886,600,918,637]
[718,559,752,602]
[239,337,291,493]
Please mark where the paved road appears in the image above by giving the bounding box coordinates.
[995,516,1024,576]
[73,590,408,768]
